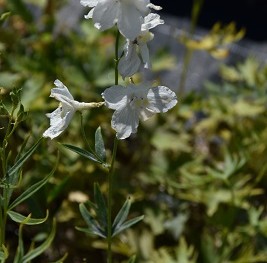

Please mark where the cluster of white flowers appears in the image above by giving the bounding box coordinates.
[43,0,177,140]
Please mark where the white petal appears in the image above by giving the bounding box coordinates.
[84,8,94,19]
[92,0,118,31]
[80,0,98,7]
[135,0,150,14]
[52,80,74,101]
[117,3,142,40]
[139,44,150,68]
[111,106,139,140]
[43,108,75,139]
[102,85,129,110]
[141,13,164,31]
[146,86,177,113]
[118,42,141,78]
[147,3,162,11]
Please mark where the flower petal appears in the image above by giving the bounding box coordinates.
[80,0,98,7]
[92,0,118,31]
[141,13,164,31]
[111,106,139,139]
[84,8,94,19]
[146,86,177,113]
[139,44,150,68]
[102,85,129,110]
[118,42,141,78]
[117,3,142,40]
[43,107,75,139]
[52,79,74,101]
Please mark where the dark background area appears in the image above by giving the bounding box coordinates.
[153,0,267,41]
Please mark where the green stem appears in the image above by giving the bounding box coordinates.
[107,30,120,263]
[107,138,118,263]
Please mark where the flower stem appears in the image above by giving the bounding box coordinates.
[107,30,120,263]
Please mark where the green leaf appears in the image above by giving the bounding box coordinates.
[50,252,68,263]
[7,137,43,179]
[7,210,49,225]
[78,203,106,238]
[112,215,144,237]
[0,245,8,262]
[112,197,131,230]
[94,183,107,229]
[0,12,11,22]
[128,255,136,263]
[8,155,58,210]
[95,126,106,162]
[61,144,100,164]
[21,219,56,263]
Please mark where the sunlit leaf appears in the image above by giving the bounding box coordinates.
[7,210,49,225]
[95,126,106,162]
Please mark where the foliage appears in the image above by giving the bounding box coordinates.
[0,0,267,262]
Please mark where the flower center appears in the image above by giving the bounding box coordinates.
[130,96,149,109]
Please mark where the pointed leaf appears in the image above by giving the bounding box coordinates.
[95,127,106,162]
[75,226,106,239]
[94,183,107,228]
[79,203,106,238]
[7,210,49,225]
[50,252,68,263]
[7,137,42,178]
[8,156,57,210]
[112,197,131,229]
[62,144,100,163]
[21,218,56,262]
[112,215,144,237]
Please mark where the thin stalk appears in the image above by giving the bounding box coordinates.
[107,30,120,263]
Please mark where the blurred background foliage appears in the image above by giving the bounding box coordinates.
[1,0,267,262]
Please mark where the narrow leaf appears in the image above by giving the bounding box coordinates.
[75,226,106,239]
[50,252,68,263]
[94,183,107,228]
[7,137,42,178]
[8,154,58,210]
[79,203,106,238]
[7,210,49,225]
[95,127,106,162]
[22,218,56,262]
[112,197,131,229]
[62,144,100,163]
[112,215,144,237]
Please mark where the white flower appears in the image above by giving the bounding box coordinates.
[118,13,164,78]
[80,0,162,40]
[43,79,104,139]
[102,84,177,139]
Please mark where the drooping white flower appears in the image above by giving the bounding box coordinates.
[43,79,104,139]
[80,0,162,40]
[102,84,177,139]
[118,13,164,78]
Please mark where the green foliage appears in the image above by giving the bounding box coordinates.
[77,184,143,239]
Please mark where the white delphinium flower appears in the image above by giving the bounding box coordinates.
[118,13,164,78]
[102,84,177,139]
[43,79,104,139]
[80,0,162,40]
